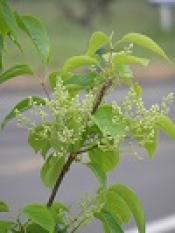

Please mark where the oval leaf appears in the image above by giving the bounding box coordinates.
[28,124,51,158]
[1,96,46,130]
[48,71,60,90]
[41,155,65,188]
[113,54,149,67]
[110,184,145,233]
[15,13,50,64]
[0,201,9,212]
[23,204,55,232]
[106,191,132,224]
[26,223,48,233]
[0,64,33,84]
[62,55,98,74]
[0,0,18,37]
[0,220,13,233]
[64,73,97,89]
[89,148,119,172]
[93,105,127,139]
[87,162,107,187]
[157,115,175,139]
[95,209,124,233]
[50,202,68,225]
[86,31,109,56]
[118,33,169,61]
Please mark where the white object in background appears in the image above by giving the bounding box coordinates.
[126,214,175,233]
[149,0,175,31]
[160,4,172,30]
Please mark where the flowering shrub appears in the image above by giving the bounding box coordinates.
[0,1,175,232]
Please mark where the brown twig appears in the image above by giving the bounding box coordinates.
[46,78,113,207]
[33,72,51,100]
[91,79,113,114]
[76,143,98,155]
[40,81,51,100]
[47,153,76,207]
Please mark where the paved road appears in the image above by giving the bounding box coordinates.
[0,79,175,232]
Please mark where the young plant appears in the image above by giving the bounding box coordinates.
[0,1,175,233]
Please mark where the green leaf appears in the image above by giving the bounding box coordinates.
[157,115,175,139]
[0,64,33,84]
[62,55,98,74]
[89,148,119,172]
[86,31,109,56]
[87,162,107,187]
[0,201,9,212]
[1,96,46,130]
[23,204,55,232]
[115,64,134,87]
[113,54,149,67]
[0,4,8,35]
[0,35,3,70]
[95,209,124,233]
[63,73,97,90]
[0,0,18,37]
[40,155,65,188]
[0,220,13,233]
[93,105,127,139]
[50,124,69,152]
[48,71,60,90]
[131,121,159,159]
[132,83,143,97]
[28,124,51,158]
[144,127,159,158]
[50,202,68,225]
[109,184,145,233]
[118,33,169,61]
[26,223,48,233]
[15,14,50,64]
[0,1,21,51]
[105,190,132,224]
[117,64,133,79]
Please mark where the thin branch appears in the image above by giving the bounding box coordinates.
[68,197,98,233]
[70,217,88,233]
[76,143,98,155]
[46,78,113,207]
[33,72,51,100]
[40,81,51,100]
[91,78,113,114]
[47,153,76,207]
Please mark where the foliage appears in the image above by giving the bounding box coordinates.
[0,1,175,232]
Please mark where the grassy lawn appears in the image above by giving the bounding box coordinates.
[4,0,175,71]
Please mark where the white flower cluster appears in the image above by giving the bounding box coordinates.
[31,79,99,157]
[15,108,35,129]
[161,92,174,115]
[110,85,174,149]
[70,191,105,231]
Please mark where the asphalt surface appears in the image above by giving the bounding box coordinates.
[0,79,175,232]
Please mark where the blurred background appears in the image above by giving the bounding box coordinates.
[1,0,175,232]
[4,0,175,69]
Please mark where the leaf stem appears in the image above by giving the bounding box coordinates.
[76,143,98,155]
[47,153,76,207]
[91,78,113,114]
[70,217,88,233]
[33,72,51,100]
[40,80,51,100]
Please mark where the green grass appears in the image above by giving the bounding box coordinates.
[4,0,175,71]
